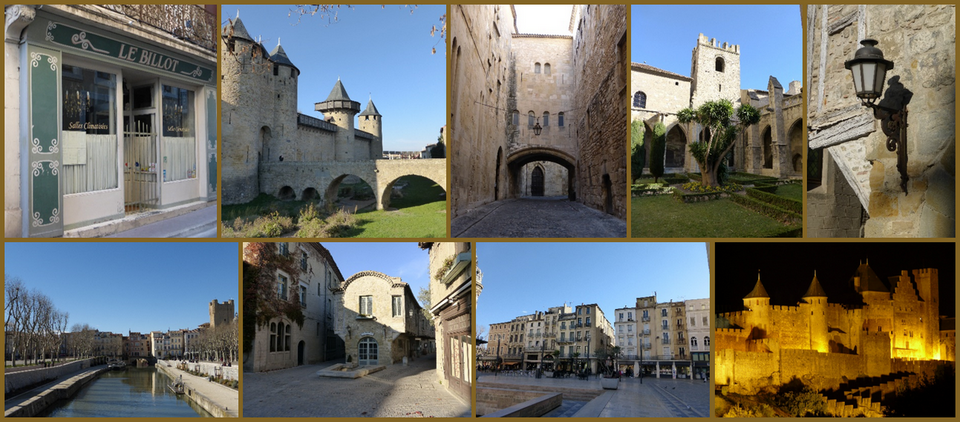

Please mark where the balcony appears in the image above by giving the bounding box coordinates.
[101,5,216,51]
[642,330,651,335]
[676,322,684,330]
[661,338,670,345]
[627,317,635,322]
[676,338,686,345]
[642,344,652,350]
[641,316,650,322]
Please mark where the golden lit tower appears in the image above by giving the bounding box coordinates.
[803,271,829,353]
[742,272,770,335]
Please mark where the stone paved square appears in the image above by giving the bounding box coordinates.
[243,354,470,417]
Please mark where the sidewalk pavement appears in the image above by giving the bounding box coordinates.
[243,354,470,417]
[477,373,709,417]
[157,361,239,417]
[65,200,216,238]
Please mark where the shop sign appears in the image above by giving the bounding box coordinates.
[45,21,213,82]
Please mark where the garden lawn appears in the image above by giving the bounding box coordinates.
[774,183,802,201]
[631,195,792,238]
[342,200,446,238]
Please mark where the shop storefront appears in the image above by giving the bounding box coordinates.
[5,5,216,237]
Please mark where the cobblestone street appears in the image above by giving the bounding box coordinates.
[451,198,627,238]
[243,354,470,417]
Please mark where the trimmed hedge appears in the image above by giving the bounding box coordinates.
[746,188,803,214]
[729,192,802,224]
[631,184,673,197]
[672,190,724,203]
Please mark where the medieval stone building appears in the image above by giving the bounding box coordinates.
[450,5,627,219]
[806,5,955,238]
[716,261,954,408]
[220,17,445,209]
[244,242,345,372]
[632,34,804,178]
[423,242,473,402]
[331,271,434,366]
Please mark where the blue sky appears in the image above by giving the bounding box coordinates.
[5,243,238,334]
[321,242,431,303]
[632,5,803,90]
[476,242,710,335]
[223,5,446,151]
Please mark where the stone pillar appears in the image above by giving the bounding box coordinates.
[768,76,786,177]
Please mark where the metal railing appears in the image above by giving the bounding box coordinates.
[101,5,215,51]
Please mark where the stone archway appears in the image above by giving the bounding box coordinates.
[506,147,577,201]
[325,174,375,209]
[665,125,687,169]
[788,119,803,173]
[301,187,319,201]
[278,186,295,200]
[378,174,446,210]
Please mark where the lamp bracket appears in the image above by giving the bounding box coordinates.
[866,103,909,194]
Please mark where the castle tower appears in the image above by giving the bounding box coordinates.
[221,16,271,203]
[913,268,940,359]
[690,33,741,108]
[850,260,892,333]
[316,79,361,161]
[358,98,383,159]
[803,271,829,353]
[742,272,770,334]
[209,299,235,329]
[266,40,300,162]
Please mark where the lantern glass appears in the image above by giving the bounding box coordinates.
[851,63,864,94]
[871,62,888,97]
[860,62,878,98]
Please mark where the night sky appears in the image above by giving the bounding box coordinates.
[715,242,955,317]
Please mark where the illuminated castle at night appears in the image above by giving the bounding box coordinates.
[716,261,955,400]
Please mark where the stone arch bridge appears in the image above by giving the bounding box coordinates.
[259,159,446,210]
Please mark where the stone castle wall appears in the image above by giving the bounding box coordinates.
[571,4,627,218]
[690,33,741,108]
[807,5,955,237]
[519,161,568,197]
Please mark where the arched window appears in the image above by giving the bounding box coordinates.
[691,337,698,347]
[270,323,277,352]
[512,110,519,126]
[633,91,647,108]
[715,57,725,72]
[558,112,564,127]
[542,111,549,127]
[544,63,551,75]
[704,336,710,346]
[285,324,291,351]
[528,111,535,127]
[534,62,541,74]
[276,322,285,351]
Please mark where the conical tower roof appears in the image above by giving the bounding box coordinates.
[359,99,381,117]
[744,272,769,299]
[326,79,352,102]
[268,41,298,71]
[315,79,361,113]
[224,16,253,42]
[803,271,828,298]
[850,260,889,293]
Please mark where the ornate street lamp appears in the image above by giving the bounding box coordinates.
[844,38,910,194]
[533,118,543,136]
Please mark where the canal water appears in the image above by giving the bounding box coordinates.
[39,367,212,417]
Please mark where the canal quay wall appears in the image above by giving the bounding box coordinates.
[156,362,238,417]
[4,366,110,417]
[4,358,100,395]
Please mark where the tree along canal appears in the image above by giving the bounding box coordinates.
[38,367,212,417]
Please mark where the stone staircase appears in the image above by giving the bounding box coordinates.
[819,371,918,417]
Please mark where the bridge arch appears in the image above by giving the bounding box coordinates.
[506,147,577,201]
[378,173,446,210]
[324,174,376,209]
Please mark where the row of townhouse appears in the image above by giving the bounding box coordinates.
[614,295,710,380]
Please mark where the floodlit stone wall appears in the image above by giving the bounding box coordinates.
[807,5,955,237]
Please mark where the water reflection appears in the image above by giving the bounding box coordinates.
[39,367,212,417]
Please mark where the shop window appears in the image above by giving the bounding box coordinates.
[161,85,196,182]
[61,65,118,194]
